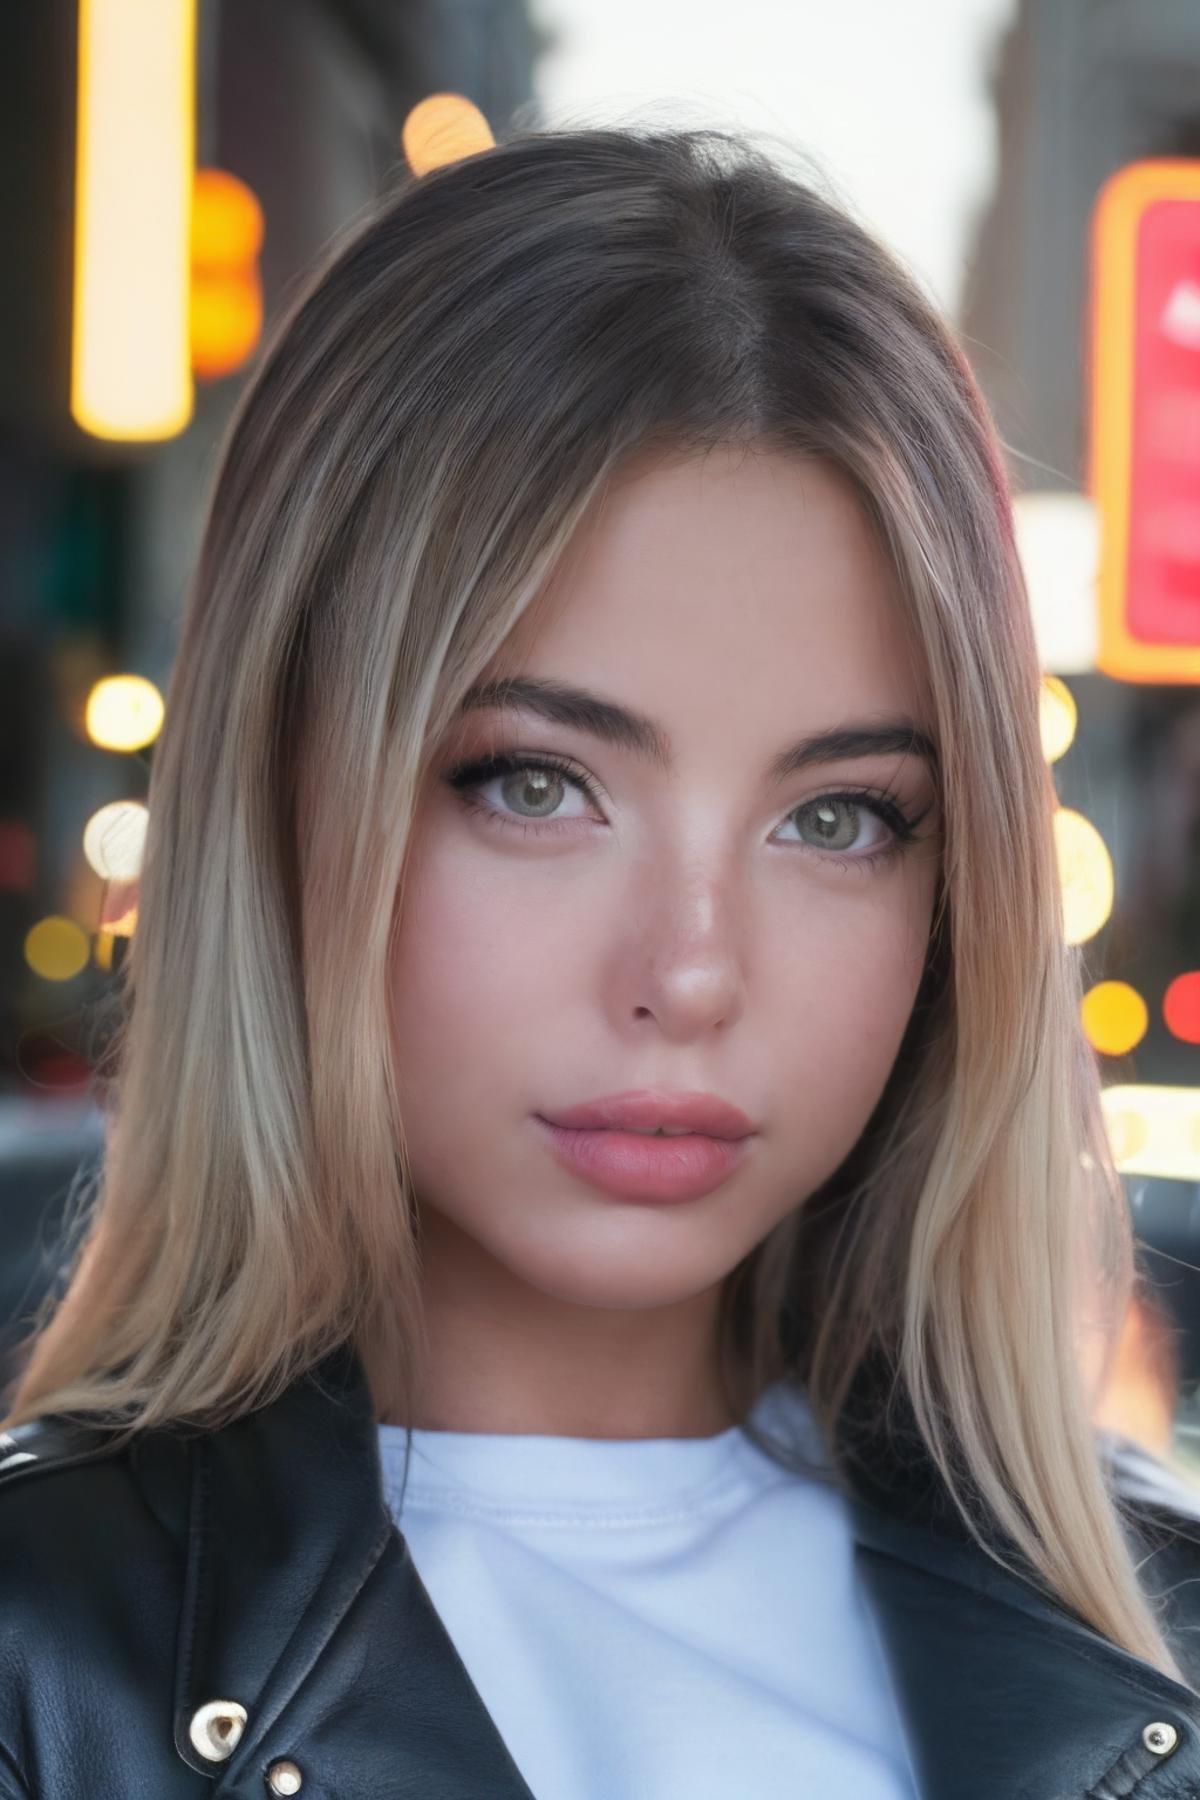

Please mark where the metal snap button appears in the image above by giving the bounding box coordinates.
[266,1760,304,1795]
[188,1699,248,1762]
[1143,1721,1179,1756]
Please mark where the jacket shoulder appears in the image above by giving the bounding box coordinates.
[0,1413,194,1793]
[0,1410,190,1583]
[0,1411,191,1628]
[0,1414,145,1556]
[0,1413,123,1486]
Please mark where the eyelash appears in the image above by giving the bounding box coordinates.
[443,750,932,876]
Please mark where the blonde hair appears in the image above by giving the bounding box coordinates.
[4,123,1183,1685]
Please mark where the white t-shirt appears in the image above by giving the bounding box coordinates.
[376,1379,919,1799]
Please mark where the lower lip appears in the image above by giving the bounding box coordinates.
[534,1118,752,1201]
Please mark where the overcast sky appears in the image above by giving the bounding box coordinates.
[531,0,1019,321]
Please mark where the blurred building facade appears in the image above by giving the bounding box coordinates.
[961,0,1200,1434]
[1,0,543,1087]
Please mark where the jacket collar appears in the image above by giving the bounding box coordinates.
[166,1343,1200,1797]
[168,1341,395,1775]
[166,1341,536,1791]
[847,1489,1200,1797]
[836,1369,1200,1799]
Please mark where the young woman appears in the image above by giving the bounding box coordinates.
[3,123,1200,1800]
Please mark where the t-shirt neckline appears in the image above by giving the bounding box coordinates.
[376,1380,817,1515]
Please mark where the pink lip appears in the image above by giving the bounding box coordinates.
[537,1089,756,1139]
[534,1117,752,1202]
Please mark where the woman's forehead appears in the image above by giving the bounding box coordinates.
[484,451,931,743]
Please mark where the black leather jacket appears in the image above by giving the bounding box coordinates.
[3,1341,1200,1799]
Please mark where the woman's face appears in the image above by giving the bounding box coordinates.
[390,446,941,1318]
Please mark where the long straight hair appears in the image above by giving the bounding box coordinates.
[4,123,1184,1684]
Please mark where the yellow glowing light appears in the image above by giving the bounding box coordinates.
[1081,980,1149,1055]
[82,801,148,881]
[1106,1106,1150,1164]
[71,0,196,440]
[85,673,164,751]
[401,94,495,178]
[1101,1083,1200,1181]
[25,916,91,981]
[1053,808,1114,945]
[190,168,264,378]
[1039,674,1078,763]
[191,272,262,378]
[191,167,263,266]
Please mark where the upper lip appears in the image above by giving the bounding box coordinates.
[538,1090,757,1139]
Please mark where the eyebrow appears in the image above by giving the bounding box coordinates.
[459,676,939,784]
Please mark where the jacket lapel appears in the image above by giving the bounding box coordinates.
[170,1343,536,1795]
[848,1478,1200,1798]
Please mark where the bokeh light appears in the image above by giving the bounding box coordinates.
[24,916,91,982]
[1101,1083,1200,1180]
[1039,673,1078,763]
[191,167,263,265]
[1053,807,1114,944]
[401,94,495,177]
[1081,979,1149,1055]
[85,674,164,751]
[82,800,148,881]
[1164,971,1200,1045]
[190,168,264,378]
